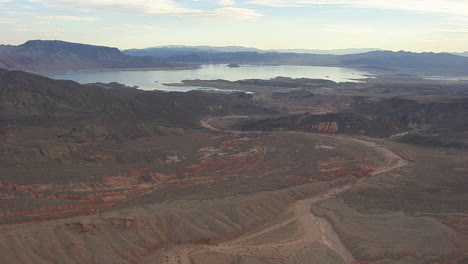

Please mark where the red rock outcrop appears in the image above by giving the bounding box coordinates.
[311,122,339,133]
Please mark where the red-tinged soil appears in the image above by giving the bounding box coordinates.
[1,72,468,264]
[0,121,394,264]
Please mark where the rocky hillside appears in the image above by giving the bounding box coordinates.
[0,40,175,73]
[0,68,276,125]
[233,112,404,137]
[355,96,468,148]
[0,67,277,168]
[355,97,468,131]
[231,95,468,149]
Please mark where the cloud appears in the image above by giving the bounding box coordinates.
[13,27,31,32]
[39,15,102,22]
[324,25,372,36]
[123,24,164,31]
[0,18,15,23]
[247,0,468,17]
[190,7,261,21]
[28,0,187,14]
[446,36,468,41]
[139,25,164,31]
[218,0,235,6]
[188,0,236,6]
[28,0,261,21]
[97,24,164,31]
[436,28,468,33]
[39,28,65,37]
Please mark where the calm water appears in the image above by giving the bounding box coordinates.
[44,64,372,91]
[423,75,468,81]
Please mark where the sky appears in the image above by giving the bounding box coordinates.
[0,0,467,52]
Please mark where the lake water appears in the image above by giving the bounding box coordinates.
[423,75,468,81]
[44,64,372,91]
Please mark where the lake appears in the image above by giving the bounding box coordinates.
[423,75,468,81]
[44,64,372,91]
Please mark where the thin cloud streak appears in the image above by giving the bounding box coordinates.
[190,7,261,21]
[248,0,468,17]
[218,0,236,6]
[97,24,164,32]
[27,0,262,21]
[324,25,373,36]
[0,18,15,23]
[39,15,102,22]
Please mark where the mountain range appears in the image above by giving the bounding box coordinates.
[125,47,468,75]
[454,51,468,57]
[1,40,468,76]
[124,46,383,56]
[1,50,468,264]
[0,40,174,73]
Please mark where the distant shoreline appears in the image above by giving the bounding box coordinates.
[41,66,200,74]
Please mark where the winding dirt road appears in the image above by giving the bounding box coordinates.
[144,117,408,264]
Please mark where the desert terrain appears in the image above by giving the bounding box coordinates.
[0,68,467,264]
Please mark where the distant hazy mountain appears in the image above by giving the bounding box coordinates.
[0,40,174,73]
[268,48,384,55]
[453,51,468,57]
[0,45,15,53]
[341,50,468,74]
[124,45,264,57]
[135,48,468,75]
[124,46,382,57]
[159,51,342,67]
[2,40,467,76]
[165,45,264,53]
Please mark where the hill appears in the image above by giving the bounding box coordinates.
[122,45,382,57]
[125,46,468,76]
[268,48,383,55]
[0,68,275,123]
[148,51,342,67]
[0,68,467,264]
[453,51,468,57]
[124,45,264,57]
[341,50,468,75]
[0,40,176,73]
[0,67,277,167]
[2,40,468,76]
[123,46,383,56]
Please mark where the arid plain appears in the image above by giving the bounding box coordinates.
[1,66,467,264]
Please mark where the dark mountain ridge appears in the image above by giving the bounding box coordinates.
[0,40,176,73]
[0,68,275,124]
[2,40,468,76]
[123,46,384,56]
[232,94,468,149]
[156,51,342,67]
[17,40,122,59]
[125,46,468,75]
[342,51,468,74]
[453,51,468,57]
[0,67,278,167]
[124,45,264,57]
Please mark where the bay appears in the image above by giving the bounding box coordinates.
[44,64,372,91]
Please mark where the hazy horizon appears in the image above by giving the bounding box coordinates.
[2,40,467,55]
[1,0,467,52]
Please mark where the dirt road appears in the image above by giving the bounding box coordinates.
[143,117,408,264]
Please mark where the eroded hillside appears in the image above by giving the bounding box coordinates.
[0,71,467,264]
